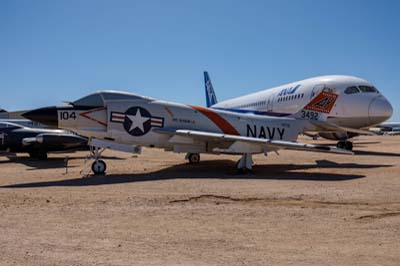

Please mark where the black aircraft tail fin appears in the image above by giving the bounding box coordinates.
[0,108,8,119]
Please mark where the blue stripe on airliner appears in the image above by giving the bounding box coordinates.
[211,107,291,117]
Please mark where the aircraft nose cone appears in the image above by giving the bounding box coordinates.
[369,97,393,125]
[22,106,59,127]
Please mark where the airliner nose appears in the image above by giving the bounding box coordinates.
[368,97,393,124]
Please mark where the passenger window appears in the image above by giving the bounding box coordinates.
[359,86,377,93]
[345,86,360,94]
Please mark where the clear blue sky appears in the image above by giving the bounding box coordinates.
[1,0,399,120]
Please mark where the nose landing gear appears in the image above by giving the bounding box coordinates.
[91,159,106,175]
[336,140,353,151]
[90,146,107,175]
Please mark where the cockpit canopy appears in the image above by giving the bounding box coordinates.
[344,85,379,95]
[72,91,153,107]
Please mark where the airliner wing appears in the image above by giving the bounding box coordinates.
[155,128,353,155]
[309,120,375,136]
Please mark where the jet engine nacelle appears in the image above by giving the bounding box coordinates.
[35,133,88,148]
[319,132,359,140]
[319,132,348,140]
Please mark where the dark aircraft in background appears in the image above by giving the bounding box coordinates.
[0,122,87,159]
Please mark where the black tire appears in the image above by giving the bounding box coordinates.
[336,141,345,149]
[344,141,353,151]
[188,153,200,164]
[91,160,106,175]
[237,168,246,174]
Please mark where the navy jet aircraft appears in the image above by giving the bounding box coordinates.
[0,122,87,159]
[23,90,361,174]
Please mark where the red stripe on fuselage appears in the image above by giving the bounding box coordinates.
[189,105,239,135]
[80,107,107,127]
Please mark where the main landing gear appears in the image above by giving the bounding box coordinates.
[336,140,353,151]
[186,153,200,164]
[186,152,254,173]
[236,153,253,174]
[90,146,107,175]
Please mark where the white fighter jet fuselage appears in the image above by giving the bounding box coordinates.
[23,90,356,174]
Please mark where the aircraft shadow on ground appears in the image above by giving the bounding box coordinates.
[0,155,126,170]
[353,150,400,157]
[304,143,400,157]
[1,159,393,188]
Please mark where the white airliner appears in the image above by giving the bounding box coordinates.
[204,72,393,150]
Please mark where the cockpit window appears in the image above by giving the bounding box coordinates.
[344,86,360,94]
[101,92,144,101]
[359,86,378,93]
[73,93,104,107]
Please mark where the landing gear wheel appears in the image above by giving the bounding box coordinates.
[236,167,251,174]
[91,160,106,175]
[344,141,353,151]
[337,141,353,151]
[336,141,345,149]
[187,153,200,164]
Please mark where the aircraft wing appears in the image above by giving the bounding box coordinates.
[155,128,353,155]
[309,120,375,136]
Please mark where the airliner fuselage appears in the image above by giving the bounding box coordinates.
[212,75,393,133]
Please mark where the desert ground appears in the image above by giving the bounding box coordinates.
[0,135,399,266]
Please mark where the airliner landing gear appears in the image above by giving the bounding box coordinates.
[186,153,200,164]
[336,140,353,151]
[236,153,253,174]
[90,146,106,175]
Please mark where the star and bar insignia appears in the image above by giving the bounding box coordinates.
[110,107,164,136]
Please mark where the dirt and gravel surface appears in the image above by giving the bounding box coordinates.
[0,136,399,266]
